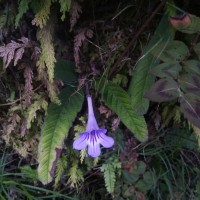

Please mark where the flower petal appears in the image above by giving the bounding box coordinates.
[87,142,101,157]
[73,132,89,150]
[97,129,114,148]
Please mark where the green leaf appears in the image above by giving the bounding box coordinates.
[128,12,175,115]
[144,78,179,102]
[128,55,155,115]
[179,74,200,97]
[38,87,84,184]
[150,61,182,79]
[151,40,189,62]
[180,94,200,129]
[132,161,146,176]
[101,82,148,142]
[169,14,200,34]
[183,60,200,76]
[194,43,200,60]
[54,60,77,84]
[101,159,120,194]
[122,170,139,184]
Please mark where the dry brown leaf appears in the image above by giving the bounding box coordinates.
[70,0,82,31]
[74,28,93,68]
[112,118,120,131]
[0,37,32,69]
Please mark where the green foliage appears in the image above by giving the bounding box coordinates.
[194,43,200,60]
[54,60,77,84]
[151,40,189,62]
[169,13,200,34]
[100,157,121,193]
[59,0,71,21]
[144,22,200,128]
[0,150,74,199]
[128,12,175,115]
[145,78,179,102]
[37,21,56,83]
[150,61,181,79]
[26,95,48,129]
[68,160,84,188]
[101,82,148,142]
[183,60,200,75]
[38,87,84,184]
[1,0,200,198]
[32,0,51,28]
[54,155,67,187]
[15,0,31,27]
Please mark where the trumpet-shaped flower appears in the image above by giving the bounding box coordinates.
[73,96,114,157]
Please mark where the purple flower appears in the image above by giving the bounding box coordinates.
[73,96,114,157]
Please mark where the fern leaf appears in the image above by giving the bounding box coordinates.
[38,87,84,184]
[37,21,55,83]
[101,163,116,193]
[54,155,67,187]
[70,0,82,31]
[100,158,121,193]
[80,148,87,164]
[192,125,200,148]
[68,160,83,188]
[59,0,71,21]
[32,0,51,28]
[101,82,148,142]
[26,96,48,129]
[15,0,31,27]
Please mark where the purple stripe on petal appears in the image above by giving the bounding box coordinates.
[97,130,114,148]
[73,132,89,150]
[88,142,101,157]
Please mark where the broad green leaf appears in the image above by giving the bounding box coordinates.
[132,161,146,176]
[122,170,139,184]
[165,128,199,151]
[183,60,200,76]
[128,55,155,115]
[179,74,200,97]
[180,94,200,129]
[150,61,181,79]
[194,43,200,60]
[169,14,200,34]
[135,179,153,192]
[128,12,175,115]
[144,78,179,102]
[151,40,189,62]
[101,82,148,142]
[54,60,76,84]
[38,87,84,184]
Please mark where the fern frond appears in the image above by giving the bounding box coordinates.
[73,122,86,163]
[192,125,200,148]
[32,0,51,28]
[59,0,71,21]
[174,106,181,124]
[68,160,83,188]
[93,157,99,167]
[100,158,121,193]
[80,148,87,164]
[15,0,31,27]
[37,21,56,83]
[26,96,48,129]
[54,155,67,187]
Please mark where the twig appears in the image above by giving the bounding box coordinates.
[0,84,43,107]
[109,0,167,77]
